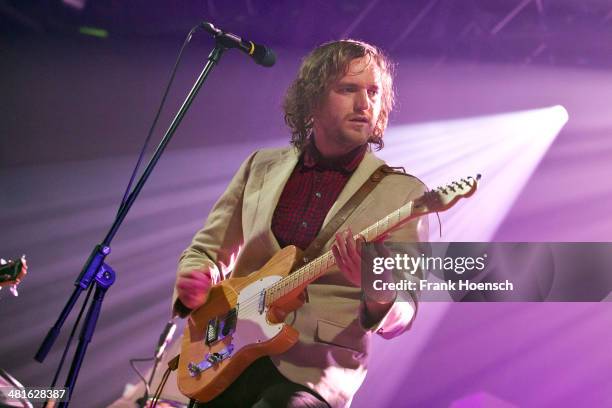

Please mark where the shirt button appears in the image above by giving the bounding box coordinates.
[315,192,322,198]
[301,221,308,228]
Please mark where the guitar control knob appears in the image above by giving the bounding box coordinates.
[188,362,201,375]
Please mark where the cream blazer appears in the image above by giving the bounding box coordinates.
[173,146,428,408]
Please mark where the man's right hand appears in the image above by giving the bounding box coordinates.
[176,269,214,310]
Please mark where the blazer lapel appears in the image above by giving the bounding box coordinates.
[256,147,300,251]
[321,150,384,229]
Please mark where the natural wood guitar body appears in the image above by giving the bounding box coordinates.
[178,245,304,402]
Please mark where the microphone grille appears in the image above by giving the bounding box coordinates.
[253,45,276,67]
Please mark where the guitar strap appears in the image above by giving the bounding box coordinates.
[297,164,402,267]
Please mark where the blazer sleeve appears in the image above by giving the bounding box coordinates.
[361,175,430,339]
[172,151,258,317]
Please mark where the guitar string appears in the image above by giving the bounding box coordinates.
[231,222,383,318]
[229,239,344,317]
[228,251,337,318]
[231,205,407,318]
[230,207,405,318]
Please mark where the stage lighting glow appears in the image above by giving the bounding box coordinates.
[63,0,86,10]
[79,26,108,38]
[380,105,568,241]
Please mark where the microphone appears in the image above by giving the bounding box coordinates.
[199,22,276,67]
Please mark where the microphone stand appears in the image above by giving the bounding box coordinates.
[35,42,227,408]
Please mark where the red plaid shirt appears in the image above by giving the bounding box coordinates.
[271,141,367,250]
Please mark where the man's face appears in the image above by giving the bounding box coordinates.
[312,56,383,157]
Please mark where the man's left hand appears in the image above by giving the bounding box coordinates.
[332,227,365,287]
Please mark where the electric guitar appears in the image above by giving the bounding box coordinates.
[178,175,480,401]
[0,256,27,297]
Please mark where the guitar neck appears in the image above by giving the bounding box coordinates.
[262,173,480,307]
[264,200,416,307]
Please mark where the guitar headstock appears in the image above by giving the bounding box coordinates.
[413,175,481,214]
[0,256,27,297]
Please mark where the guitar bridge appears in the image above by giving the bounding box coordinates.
[188,344,235,376]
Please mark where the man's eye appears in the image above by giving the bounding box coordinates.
[368,89,379,96]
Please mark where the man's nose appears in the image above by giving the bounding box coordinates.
[354,90,369,111]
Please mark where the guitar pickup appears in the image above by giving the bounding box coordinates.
[205,318,219,345]
[258,289,266,314]
[205,308,237,345]
[222,310,237,336]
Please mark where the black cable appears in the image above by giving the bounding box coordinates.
[117,24,205,407]
[117,23,202,215]
[39,23,205,408]
[118,26,202,403]
[147,357,160,396]
[151,366,172,408]
[129,357,155,407]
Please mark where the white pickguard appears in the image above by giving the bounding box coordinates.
[231,275,284,352]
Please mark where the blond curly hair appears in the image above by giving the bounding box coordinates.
[283,39,395,151]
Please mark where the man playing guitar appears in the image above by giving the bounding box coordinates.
[173,40,429,408]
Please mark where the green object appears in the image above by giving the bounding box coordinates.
[78,26,108,38]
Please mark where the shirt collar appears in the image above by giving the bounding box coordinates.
[302,138,368,173]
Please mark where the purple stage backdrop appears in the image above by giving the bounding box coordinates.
[1,2,611,407]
